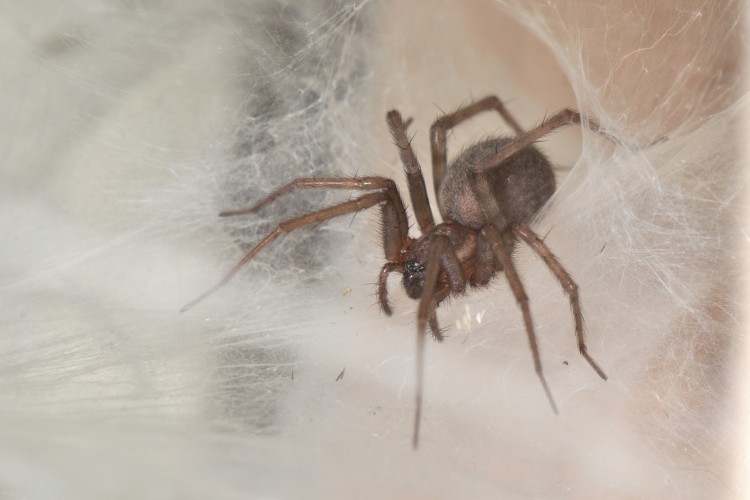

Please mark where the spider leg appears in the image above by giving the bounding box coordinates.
[512,224,608,381]
[220,177,409,255]
[413,238,443,449]
[386,110,435,233]
[430,95,524,195]
[426,285,451,342]
[377,262,403,316]
[413,236,464,448]
[471,108,623,175]
[480,224,559,415]
[220,176,410,264]
[181,192,391,313]
[473,225,501,286]
[219,177,399,215]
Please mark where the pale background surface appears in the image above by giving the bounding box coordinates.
[0,1,747,498]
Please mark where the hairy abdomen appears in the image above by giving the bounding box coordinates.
[438,137,556,228]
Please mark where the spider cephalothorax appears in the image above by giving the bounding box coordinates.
[183,95,610,448]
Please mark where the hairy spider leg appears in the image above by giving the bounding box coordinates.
[430,95,525,195]
[378,262,404,316]
[386,110,435,233]
[413,235,465,448]
[181,178,412,312]
[512,225,608,381]
[480,224,560,414]
[471,108,619,175]
[427,286,451,342]
[219,177,409,258]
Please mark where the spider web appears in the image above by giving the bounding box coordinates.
[0,0,746,498]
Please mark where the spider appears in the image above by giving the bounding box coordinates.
[182,95,610,448]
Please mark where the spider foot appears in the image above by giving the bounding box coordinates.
[581,349,608,381]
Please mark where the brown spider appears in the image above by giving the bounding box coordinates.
[182,95,609,448]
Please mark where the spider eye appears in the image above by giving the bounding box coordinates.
[404,260,422,274]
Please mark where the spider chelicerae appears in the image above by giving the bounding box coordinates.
[182,95,610,448]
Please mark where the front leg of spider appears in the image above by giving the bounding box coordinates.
[410,235,465,448]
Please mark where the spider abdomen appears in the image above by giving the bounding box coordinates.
[437,137,556,228]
